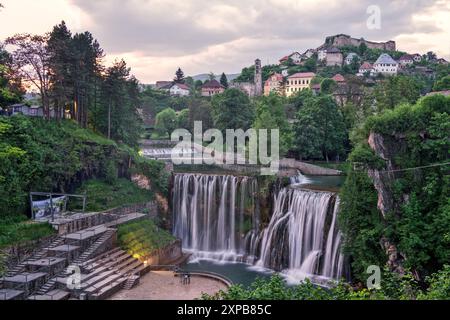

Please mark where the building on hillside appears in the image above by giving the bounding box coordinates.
[373,53,398,76]
[201,79,225,97]
[325,47,343,66]
[230,59,263,97]
[5,103,45,117]
[357,62,373,76]
[155,81,172,89]
[398,54,414,66]
[319,34,396,51]
[345,52,359,65]
[264,73,284,96]
[285,72,315,97]
[303,49,316,59]
[436,58,449,65]
[169,83,190,96]
[332,74,346,84]
[412,53,422,63]
[279,52,303,65]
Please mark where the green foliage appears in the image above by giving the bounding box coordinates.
[219,72,228,88]
[433,75,450,91]
[117,219,175,258]
[340,94,450,282]
[211,88,255,132]
[293,95,347,160]
[0,215,55,248]
[75,178,153,212]
[253,94,292,156]
[320,78,337,94]
[0,116,162,217]
[202,271,444,300]
[155,107,177,137]
[177,108,190,130]
[371,75,423,111]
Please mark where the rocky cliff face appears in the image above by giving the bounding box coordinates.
[367,132,406,275]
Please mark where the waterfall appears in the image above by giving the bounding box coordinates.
[256,188,344,281]
[172,173,345,282]
[290,170,311,186]
[172,173,260,262]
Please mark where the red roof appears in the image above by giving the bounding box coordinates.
[173,83,190,90]
[360,62,372,70]
[332,74,345,82]
[202,79,224,89]
[399,54,414,61]
[279,55,289,62]
[288,72,315,79]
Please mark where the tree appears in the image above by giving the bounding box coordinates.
[47,21,73,121]
[174,67,185,84]
[177,108,189,130]
[211,88,254,132]
[433,75,450,91]
[0,45,23,108]
[155,108,177,137]
[208,72,216,81]
[320,78,337,94]
[188,98,214,132]
[372,75,422,111]
[6,34,51,118]
[293,95,347,161]
[220,72,228,88]
[253,93,292,156]
[96,59,142,146]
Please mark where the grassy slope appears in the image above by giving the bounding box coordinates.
[74,178,154,212]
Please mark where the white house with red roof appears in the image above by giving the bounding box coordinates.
[373,53,398,75]
[170,83,190,96]
[357,62,373,76]
[279,52,303,65]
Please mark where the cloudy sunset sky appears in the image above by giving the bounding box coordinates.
[1,0,449,83]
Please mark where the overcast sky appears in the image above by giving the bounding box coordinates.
[1,0,449,83]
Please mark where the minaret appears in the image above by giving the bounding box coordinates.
[254,58,262,96]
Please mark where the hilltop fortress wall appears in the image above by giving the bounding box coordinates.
[319,34,396,51]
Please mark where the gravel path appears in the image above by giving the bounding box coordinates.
[108,271,227,300]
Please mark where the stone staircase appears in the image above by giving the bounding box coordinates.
[72,229,115,266]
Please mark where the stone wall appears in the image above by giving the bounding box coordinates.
[145,240,182,266]
[321,34,396,51]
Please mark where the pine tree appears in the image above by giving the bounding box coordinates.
[220,72,228,88]
[174,67,185,83]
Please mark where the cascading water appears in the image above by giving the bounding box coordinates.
[289,170,311,186]
[172,173,260,262]
[256,188,344,282]
[172,173,345,282]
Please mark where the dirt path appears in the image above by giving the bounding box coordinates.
[108,271,227,300]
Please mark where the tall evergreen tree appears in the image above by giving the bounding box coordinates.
[220,72,228,88]
[174,67,185,83]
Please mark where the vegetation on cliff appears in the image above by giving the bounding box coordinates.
[0,116,167,218]
[339,94,450,284]
[117,219,176,259]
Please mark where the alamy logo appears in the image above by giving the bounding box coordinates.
[170,121,279,175]
[366,265,381,289]
[366,5,381,30]
[66,265,81,290]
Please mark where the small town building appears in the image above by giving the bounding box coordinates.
[398,54,414,66]
[169,83,190,96]
[357,62,373,76]
[332,74,346,84]
[412,54,422,62]
[201,79,225,97]
[264,73,284,96]
[279,52,303,65]
[303,49,316,59]
[325,47,343,66]
[285,72,315,97]
[155,81,172,89]
[373,53,398,76]
[345,52,359,65]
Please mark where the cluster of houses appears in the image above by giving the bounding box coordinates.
[154,79,226,97]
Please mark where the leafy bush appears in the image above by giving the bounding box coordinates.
[0,215,55,248]
[117,219,175,259]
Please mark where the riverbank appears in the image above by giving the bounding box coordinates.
[108,270,227,300]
